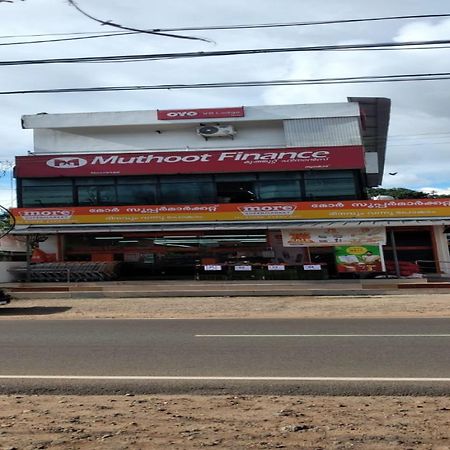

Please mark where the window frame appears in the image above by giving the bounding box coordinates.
[17,169,364,207]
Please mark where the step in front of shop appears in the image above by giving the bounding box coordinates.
[3,278,440,299]
[7,289,392,299]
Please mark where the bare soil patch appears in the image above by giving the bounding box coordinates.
[1,293,450,320]
[0,394,449,449]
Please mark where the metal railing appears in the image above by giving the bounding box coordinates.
[10,262,120,282]
[415,259,450,275]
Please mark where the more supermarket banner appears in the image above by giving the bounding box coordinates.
[11,198,450,226]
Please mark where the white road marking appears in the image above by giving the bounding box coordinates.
[195,334,450,337]
[0,375,449,382]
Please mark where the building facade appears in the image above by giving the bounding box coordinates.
[9,98,450,281]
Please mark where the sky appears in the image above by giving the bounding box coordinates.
[1,0,450,206]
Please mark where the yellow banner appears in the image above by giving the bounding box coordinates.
[11,198,450,225]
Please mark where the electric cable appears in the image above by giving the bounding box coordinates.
[66,0,211,43]
[0,31,132,46]
[1,39,450,66]
[1,12,450,44]
[2,71,450,95]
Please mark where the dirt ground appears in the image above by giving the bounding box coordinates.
[1,292,450,320]
[1,293,449,449]
[0,394,449,449]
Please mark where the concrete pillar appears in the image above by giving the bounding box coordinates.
[433,225,450,275]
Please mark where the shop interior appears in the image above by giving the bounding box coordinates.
[62,230,320,280]
[22,226,438,281]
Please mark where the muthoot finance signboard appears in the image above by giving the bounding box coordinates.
[15,146,365,178]
[11,198,450,225]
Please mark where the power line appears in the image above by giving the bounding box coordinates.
[339,45,450,52]
[0,31,131,47]
[1,12,450,44]
[66,0,211,43]
[3,38,450,52]
[388,141,450,147]
[368,132,450,141]
[2,39,450,66]
[359,130,450,145]
[0,32,98,38]
[2,71,450,95]
[149,13,450,32]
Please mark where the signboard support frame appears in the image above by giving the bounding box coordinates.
[378,243,387,274]
[389,229,401,278]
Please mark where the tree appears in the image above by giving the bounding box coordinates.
[0,205,14,239]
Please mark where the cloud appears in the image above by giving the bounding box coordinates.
[421,187,450,196]
[263,16,450,188]
[1,0,450,192]
[394,17,450,41]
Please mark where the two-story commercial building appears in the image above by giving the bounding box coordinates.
[9,97,450,280]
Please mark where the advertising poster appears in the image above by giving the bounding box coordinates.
[335,245,382,273]
[282,227,386,247]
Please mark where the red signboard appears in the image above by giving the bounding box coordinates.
[157,107,244,120]
[15,146,365,178]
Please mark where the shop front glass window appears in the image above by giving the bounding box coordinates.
[78,185,117,205]
[160,181,215,204]
[216,182,256,202]
[257,180,302,201]
[304,171,357,199]
[215,173,257,203]
[117,184,157,205]
[22,185,74,206]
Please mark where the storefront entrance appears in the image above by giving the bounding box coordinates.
[63,231,273,279]
[309,247,339,278]
[19,225,444,282]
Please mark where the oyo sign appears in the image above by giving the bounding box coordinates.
[157,107,244,120]
[15,146,366,178]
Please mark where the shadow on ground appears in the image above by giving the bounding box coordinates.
[0,306,72,316]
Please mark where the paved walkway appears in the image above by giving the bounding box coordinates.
[2,278,449,299]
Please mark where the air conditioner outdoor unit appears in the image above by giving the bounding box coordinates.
[197,125,236,138]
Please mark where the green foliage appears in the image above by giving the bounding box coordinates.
[0,206,14,238]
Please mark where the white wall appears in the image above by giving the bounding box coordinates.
[23,103,360,129]
[0,261,24,282]
[34,122,286,153]
[0,236,26,282]
[27,103,362,154]
[38,235,59,259]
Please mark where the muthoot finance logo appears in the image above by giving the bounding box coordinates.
[19,210,74,221]
[46,157,88,169]
[238,205,297,216]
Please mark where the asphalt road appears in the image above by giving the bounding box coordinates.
[0,318,449,394]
